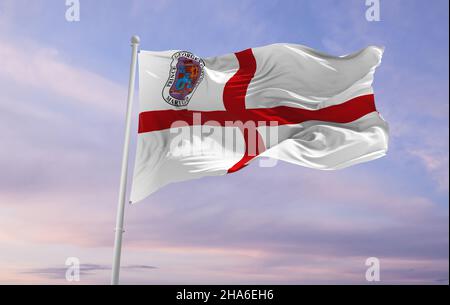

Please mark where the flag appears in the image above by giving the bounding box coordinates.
[130,44,389,203]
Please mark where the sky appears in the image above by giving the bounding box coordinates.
[0,0,448,284]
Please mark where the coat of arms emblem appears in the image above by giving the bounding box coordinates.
[162,51,205,107]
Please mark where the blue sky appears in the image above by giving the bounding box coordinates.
[0,0,448,284]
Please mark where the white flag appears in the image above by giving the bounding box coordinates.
[130,44,389,203]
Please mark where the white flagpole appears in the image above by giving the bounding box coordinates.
[111,35,140,285]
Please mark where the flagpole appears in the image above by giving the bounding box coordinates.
[111,35,140,285]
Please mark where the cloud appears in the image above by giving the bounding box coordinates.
[0,36,126,117]
[23,263,156,279]
[0,35,131,196]
[408,148,449,191]
[381,69,449,192]
[125,264,158,270]
[1,159,447,284]
[23,264,109,279]
[99,163,447,284]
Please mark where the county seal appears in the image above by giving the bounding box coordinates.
[162,51,205,107]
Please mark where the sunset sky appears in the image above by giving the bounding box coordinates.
[0,0,448,284]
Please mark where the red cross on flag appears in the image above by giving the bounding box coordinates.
[129,44,389,203]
